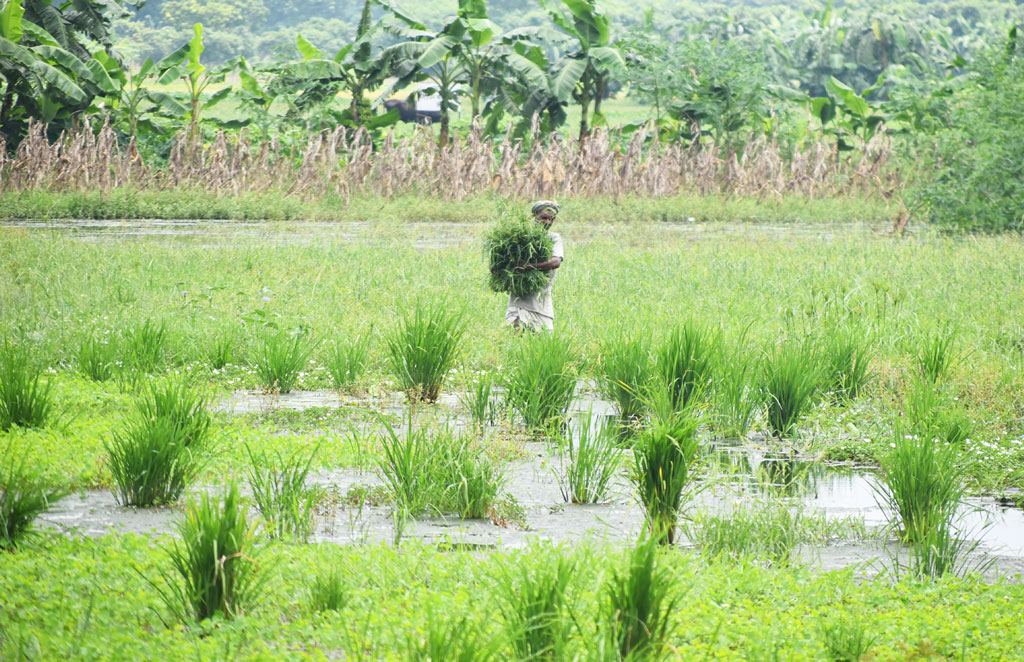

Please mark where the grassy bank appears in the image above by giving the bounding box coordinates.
[0,189,896,225]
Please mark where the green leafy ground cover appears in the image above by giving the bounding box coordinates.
[2,216,1024,659]
[2,535,1023,660]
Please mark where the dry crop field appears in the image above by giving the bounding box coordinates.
[2,217,1024,660]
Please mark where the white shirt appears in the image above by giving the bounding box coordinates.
[507,231,563,319]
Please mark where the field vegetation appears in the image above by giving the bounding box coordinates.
[3,0,1024,659]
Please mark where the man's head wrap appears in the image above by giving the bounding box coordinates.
[531,200,560,216]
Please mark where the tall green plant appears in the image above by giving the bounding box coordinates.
[821,329,872,401]
[504,332,580,429]
[495,547,575,661]
[245,444,322,541]
[760,342,821,438]
[0,341,53,431]
[598,329,653,423]
[602,536,681,660]
[631,412,701,545]
[154,484,263,621]
[655,320,718,413]
[385,301,465,403]
[556,410,621,504]
[1,448,66,550]
[254,327,316,394]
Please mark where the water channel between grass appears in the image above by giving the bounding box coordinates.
[38,386,1024,579]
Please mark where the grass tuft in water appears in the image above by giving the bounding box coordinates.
[683,501,805,567]
[155,483,263,621]
[106,378,212,507]
[631,411,701,545]
[504,332,580,429]
[818,614,876,662]
[711,348,761,439]
[377,417,502,520]
[385,301,465,403]
[820,329,872,401]
[0,341,54,432]
[598,328,654,423]
[905,377,974,446]
[326,331,372,388]
[495,547,575,661]
[77,334,118,382]
[760,341,821,439]
[556,411,621,504]
[874,427,963,545]
[655,320,718,413]
[458,371,497,427]
[204,328,236,370]
[123,319,167,373]
[245,443,323,541]
[602,536,680,660]
[254,327,316,394]
[1,448,67,551]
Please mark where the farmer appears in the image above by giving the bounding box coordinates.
[504,200,564,331]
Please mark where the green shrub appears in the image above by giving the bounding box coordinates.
[254,327,316,393]
[0,342,54,432]
[484,207,554,297]
[385,301,465,403]
[504,332,580,429]
[1,449,66,550]
[155,484,263,621]
[909,38,1024,233]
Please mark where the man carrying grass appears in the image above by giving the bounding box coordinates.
[505,200,564,332]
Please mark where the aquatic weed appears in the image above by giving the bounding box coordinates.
[556,410,621,504]
[760,341,821,438]
[655,320,718,412]
[326,331,372,388]
[0,341,54,432]
[254,327,316,394]
[245,443,322,541]
[504,332,580,429]
[598,328,654,423]
[384,301,465,403]
[0,448,67,550]
[495,546,575,661]
[632,411,701,545]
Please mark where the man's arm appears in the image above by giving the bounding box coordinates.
[515,256,562,273]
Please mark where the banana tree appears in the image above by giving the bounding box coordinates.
[375,0,506,147]
[155,23,237,142]
[1,0,136,142]
[538,0,623,140]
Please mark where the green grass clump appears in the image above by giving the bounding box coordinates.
[495,547,575,661]
[245,444,322,541]
[484,208,553,297]
[325,332,372,388]
[760,342,821,438]
[504,332,580,429]
[711,347,761,438]
[122,319,167,373]
[820,329,872,401]
[377,418,502,520]
[557,410,621,504]
[155,483,263,621]
[874,428,964,545]
[915,325,960,384]
[458,371,498,427]
[818,615,876,662]
[905,378,974,445]
[254,328,316,394]
[308,568,350,612]
[656,320,718,413]
[1,449,66,551]
[632,412,701,545]
[385,301,465,403]
[0,342,54,432]
[404,611,497,662]
[106,379,212,507]
[683,502,804,567]
[602,536,680,660]
[598,328,654,423]
[77,334,118,382]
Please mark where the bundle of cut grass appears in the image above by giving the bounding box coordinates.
[484,209,553,297]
